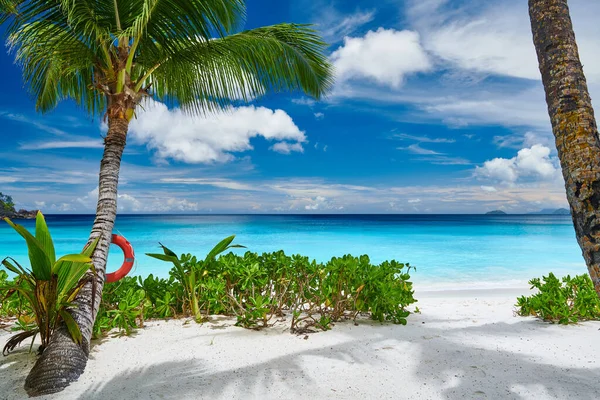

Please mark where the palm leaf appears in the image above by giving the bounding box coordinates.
[205,235,245,262]
[3,217,51,281]
[35,211,55,264]
[139,23,333,114]
[59,309,82,344]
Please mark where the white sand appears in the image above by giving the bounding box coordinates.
[1,288,599,400]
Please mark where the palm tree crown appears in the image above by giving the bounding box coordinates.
[2,0,334,118]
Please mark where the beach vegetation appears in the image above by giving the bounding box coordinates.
[88,236,417,337]
[0,192,15,214]
[0,212,98,355]
[516,273,600,324]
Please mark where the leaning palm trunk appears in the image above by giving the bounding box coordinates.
[24,117,129,395]
[529,0,600,296]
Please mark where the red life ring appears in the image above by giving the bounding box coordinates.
[106,234,135,283]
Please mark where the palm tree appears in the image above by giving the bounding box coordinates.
[1,0,333,395]
[529,0,600,297]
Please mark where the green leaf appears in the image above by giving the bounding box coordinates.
[55,258,92,300]
[55,254,92,265]
[1,257,27,275]
[146,253,179,264]
[205,235,245,262]
[35,211,56,264]
[4,217,51,281]
[158,243,178,258]
[59,309,82,344]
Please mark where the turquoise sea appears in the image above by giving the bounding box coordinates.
[0,214,585,290]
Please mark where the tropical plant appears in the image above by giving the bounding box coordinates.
[0,192,15,214]
[1,1,333,394]
[146,235,245,322]
[516,273,600,324]
[1,212,98,355]
[529,0,600,297]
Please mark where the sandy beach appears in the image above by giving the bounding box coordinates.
[1,288,599,400]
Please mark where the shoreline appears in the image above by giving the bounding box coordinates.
[2,288,598,399]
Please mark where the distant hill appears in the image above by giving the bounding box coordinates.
[528,208,570,215]
[486,210,507,215]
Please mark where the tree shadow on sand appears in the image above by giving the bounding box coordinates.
[75,317,600,400]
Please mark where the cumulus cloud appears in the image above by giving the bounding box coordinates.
[304,196,343,211]
[270,142,304,155]
[331,28,432,88]
[129,100,306,163]
[476,144,560,184]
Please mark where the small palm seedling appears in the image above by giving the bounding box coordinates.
[1,212,98,355]
[147,235,245,322]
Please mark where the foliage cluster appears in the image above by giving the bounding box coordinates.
[0,192,15,214]
[92,237,416,337]
[1,224,416,347]
[0,213,97,355]
[516,273,600,324]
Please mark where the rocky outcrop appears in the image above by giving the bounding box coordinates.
[0,208,38,219]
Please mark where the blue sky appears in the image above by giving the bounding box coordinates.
[1,0,599,214]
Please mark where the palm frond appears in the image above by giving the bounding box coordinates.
[139,23,334,113]
[3,329,38,356]
[8,17,105,113]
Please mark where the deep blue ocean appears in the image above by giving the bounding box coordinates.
[0,214,585,290]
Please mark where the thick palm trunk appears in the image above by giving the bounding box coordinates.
[24,116,129,396]
[529,0,600,296]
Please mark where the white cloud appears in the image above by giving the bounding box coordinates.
[291,97,316,107]
[407,0,600,83]
[270,142,304,155]
[398,143,442,155]
[304,196,343,211]
[160,178,258,191]
[331,28,432,88]
[392,133,455,143]
[20,140,103,150]
[408,199,421,203]
[476,144,560,184]
[319,10,375,42]
[314,112,325,120]
[129,100,306,163]
[480,186,497,192]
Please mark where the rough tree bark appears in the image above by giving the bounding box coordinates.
[529,0,600,296]
[24,116,129,396]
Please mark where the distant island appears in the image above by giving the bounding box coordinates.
[486,210,507,215]
[485,208,570,215]
[0,192,37,219]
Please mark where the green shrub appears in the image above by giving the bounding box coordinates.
[1,212,98,355]
[5,234,417,340]
[143,237,416,333]
[516,273,600,324]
